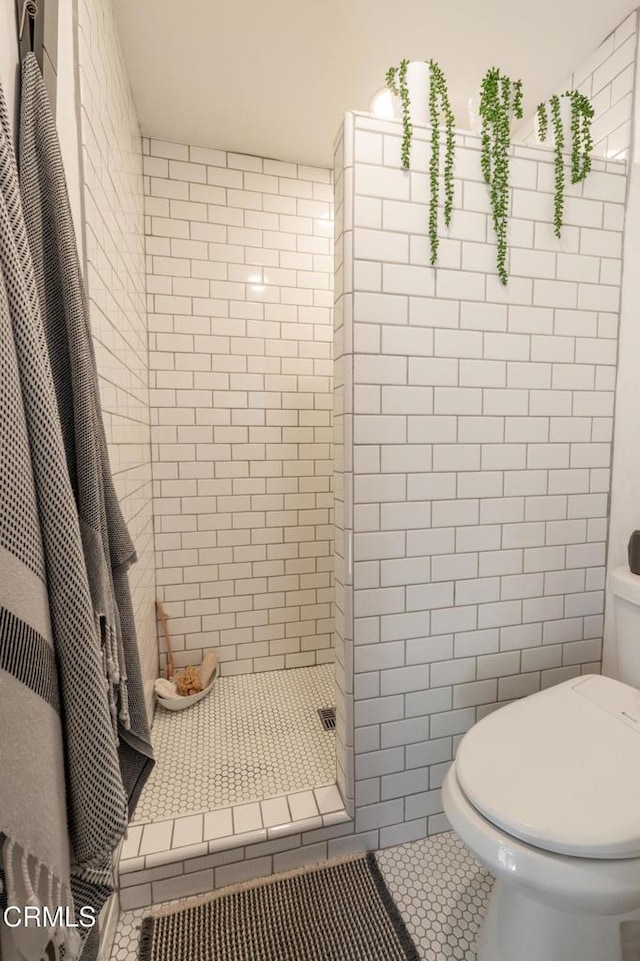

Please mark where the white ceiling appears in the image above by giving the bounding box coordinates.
[113,0,637,169]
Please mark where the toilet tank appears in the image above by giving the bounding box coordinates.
[610,566,640,689]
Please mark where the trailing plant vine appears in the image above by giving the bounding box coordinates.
[428,60,456,265]
[384,60,456,264]
[536,90,594,237]
[513,79,523,120]
[479,67,524,285]
[568,90,594,184]
[386,59,412,167]
[550,95,564,237]
[536,101,548,143]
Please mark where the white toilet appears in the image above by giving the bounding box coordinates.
[442,566,640,961]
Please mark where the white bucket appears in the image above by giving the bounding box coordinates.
[468,96,482,134]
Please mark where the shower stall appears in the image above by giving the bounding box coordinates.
[117,106,626,906]
[125,142,344,868]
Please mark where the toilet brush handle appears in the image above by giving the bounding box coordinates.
[156,599,175,680]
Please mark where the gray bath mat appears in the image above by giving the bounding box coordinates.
[139,852,420,961]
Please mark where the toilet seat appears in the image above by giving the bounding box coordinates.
[455,674,640,859]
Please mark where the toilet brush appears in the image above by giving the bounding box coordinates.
[155,599,175,680]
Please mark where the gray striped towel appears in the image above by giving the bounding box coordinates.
[0,57,146,961]
[19,53,154,815]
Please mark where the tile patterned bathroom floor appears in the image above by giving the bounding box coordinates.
[109,832,493,961]
[133,665,336,823]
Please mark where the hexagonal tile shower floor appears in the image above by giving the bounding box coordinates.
[133,664,336,824]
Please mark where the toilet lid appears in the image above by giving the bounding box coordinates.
[456,674,640,859]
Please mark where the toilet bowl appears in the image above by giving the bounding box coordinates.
[442,674,640,961]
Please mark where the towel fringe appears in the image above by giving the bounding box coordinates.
[2,837,82,961]
[97,614,132,732]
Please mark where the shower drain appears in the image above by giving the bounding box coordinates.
[317,707,336,731]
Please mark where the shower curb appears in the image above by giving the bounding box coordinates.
[118,784,350,908]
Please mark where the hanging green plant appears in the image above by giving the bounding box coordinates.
[513,79,523,120]
[536,101,548,143]
[550,95,565,237]
[427,60,456,265]
[385,59,412,167]
[479,67,524,285]
[568,90,594,184]
[536,90,594,238]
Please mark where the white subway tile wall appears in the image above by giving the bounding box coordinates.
[333,118,355,816]
[76,0,157,716]
[340,112,626,839]
[144,141,334,674]
[518,11,638,160]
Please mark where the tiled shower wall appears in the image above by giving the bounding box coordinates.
[76,0,157,716]
[337,111,626,840]
[518,10,638,161]
[144,143,334,675]
[333,128,354,813]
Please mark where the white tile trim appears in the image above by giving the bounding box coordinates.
[118,785,350,906]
